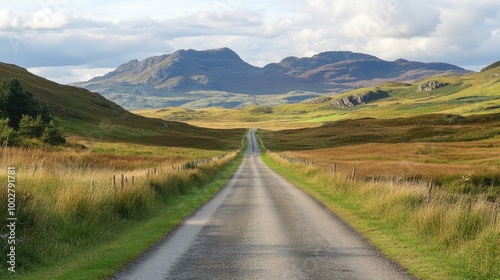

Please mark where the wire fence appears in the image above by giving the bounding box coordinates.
[274,152,500,210]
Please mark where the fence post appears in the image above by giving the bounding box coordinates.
[427,180,433,202]
[332,164,336,173]
[32,163,37,175]
[112,175,116,192]
[351,167,356,181]
[132,176,135,187]
[120,174,124,190]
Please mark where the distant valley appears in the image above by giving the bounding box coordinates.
[73,48,469,110]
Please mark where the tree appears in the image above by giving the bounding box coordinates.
[0,118,14,145]
[0,78,65,146]
[0,78,51,129]
[19,115,46,138]
[41,120,66,145]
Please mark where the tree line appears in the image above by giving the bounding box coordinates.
[0,78,66,146]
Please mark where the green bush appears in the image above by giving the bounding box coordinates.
[19,115,45,138]
[40,120,66,145]
[0,118,14,144]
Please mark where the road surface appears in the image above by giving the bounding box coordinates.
[114,129,414,279]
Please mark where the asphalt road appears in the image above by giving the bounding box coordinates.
[114,129,414,279]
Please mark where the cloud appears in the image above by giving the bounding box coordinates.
[0,10,21,29]
[0,0,499,83]
[28,65,115,84]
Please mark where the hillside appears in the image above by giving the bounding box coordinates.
[0,62,244,149]
[74,48,469,110]
[135,64,500,129]
[481,60,500,72]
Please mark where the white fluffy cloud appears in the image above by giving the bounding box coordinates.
[0,0,499,83]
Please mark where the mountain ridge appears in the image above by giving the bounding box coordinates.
[73,47,470,109]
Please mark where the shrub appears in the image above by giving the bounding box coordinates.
[0,118,14,144]
[19,115,45,138]
[40,120,66,145]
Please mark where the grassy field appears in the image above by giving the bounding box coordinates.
[261,148,499,279]
[259,113,500,201]
[0,129,246,277]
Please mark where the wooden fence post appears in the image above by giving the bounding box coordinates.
[112,175,116,192]
[120,174,124,190]
[131,176,135,187]
[351,167,356,181]
[427,180,433,202]
[332,164,336,173]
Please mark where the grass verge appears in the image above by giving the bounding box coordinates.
[260,152,499,280]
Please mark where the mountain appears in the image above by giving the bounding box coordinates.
[266,52,467,86]
[0,62,244,149]
[79,48,300,95]
[73,48,470,109]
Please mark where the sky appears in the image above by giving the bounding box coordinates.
[0,0,499,84]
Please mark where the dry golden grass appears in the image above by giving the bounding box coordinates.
[0,143,237,200]
[0,143,240,272]
[279,137,500,181]
[259,113,500,201]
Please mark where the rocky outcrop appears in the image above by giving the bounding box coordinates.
[417,81,446,92]
[331,90,389,108]
[303,96,333,104]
